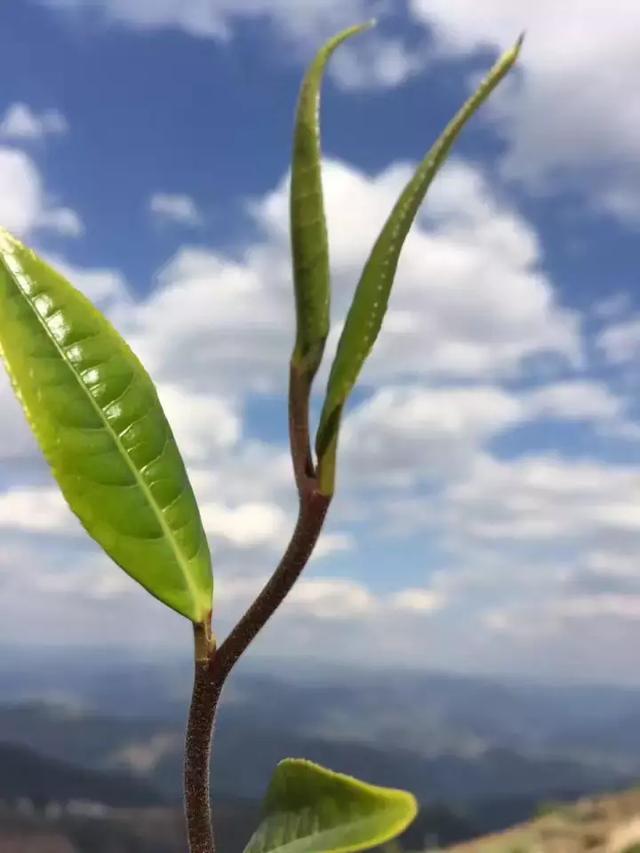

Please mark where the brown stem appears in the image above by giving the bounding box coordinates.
[184,488,331,852]
[185,626,220,853]
[215,487,330,682]
[184,362,331,851]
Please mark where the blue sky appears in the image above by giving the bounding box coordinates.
[1,0,640,684]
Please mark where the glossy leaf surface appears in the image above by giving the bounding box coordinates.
[0,229,212,622]
[243,758,417,853]
[315,36,523,495]
[290,22,373,381]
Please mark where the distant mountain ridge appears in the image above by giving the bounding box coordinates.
[0,697,632,810]
[2,661,640,844]
[0,742,162,808]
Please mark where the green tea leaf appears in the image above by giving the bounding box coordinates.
[243,758,417,853]
[315,36,524,495]
[290,21,374,381]
[0,229,212,623]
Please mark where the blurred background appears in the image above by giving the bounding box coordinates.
[1,1,640,850]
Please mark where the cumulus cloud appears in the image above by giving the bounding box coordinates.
[598,317,640,365]
[444,454,640,547]
[0,103,68,141]
[390,588,445,613]
[0,487,78,534]
[155,384,241,461]
[0,147,83,238]
[200,500,290,550]
[43,1,640,225]
[44,0,381,46]
[255,158,580,384]
[330,32,429,91]
[410,0,640,224]
[37,207,84,237]
[1,143,637,681]
[339,379,628,490]
[45,254,130,305]
[43,0,433,92]
[523,381,623,423]
[149,193,202,228]
[341,385,524,487]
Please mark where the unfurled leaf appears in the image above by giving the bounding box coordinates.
[315,36,524,495]
[290,21,373,382]
[243,758,417,853]
[0,229,212,623]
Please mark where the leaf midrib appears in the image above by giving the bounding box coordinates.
[0,242,202,617]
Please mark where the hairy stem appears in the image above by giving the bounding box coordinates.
[185,626,220,853]
[184,357,330,851]
[184,489,331,851]
[216,489,330,681]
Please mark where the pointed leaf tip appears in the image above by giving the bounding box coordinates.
[315,37,522,495]
[290,23,373,383]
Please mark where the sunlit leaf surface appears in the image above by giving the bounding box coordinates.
[0,229,212,622]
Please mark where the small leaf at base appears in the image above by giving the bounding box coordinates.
[243,758,418,853]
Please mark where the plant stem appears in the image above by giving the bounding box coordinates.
[184,487,331,852]
[185,625,220,853]
[288,363,314,493]
[215,488,330,681]
[184,358,330,852]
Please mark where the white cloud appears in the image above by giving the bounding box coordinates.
[390,587,445,613]
[200,500,291,550]
[45,0,381,45]
[0,372,41,460]
[155,383,240,461]
[149,193,202,228]
[598,317,640,364]
[256,158,580,384]
[45,254,129,305]
[127,242,291,394]
[35,559,133,601]
[0,487,77,534]
[523,380,623,422]
[592,292,632,322]
[0,147,83,238]
[341,385,524,486]
[37,207,84,237]
[43,0,429,92]
[445,454,640,546]
[330,33,428,91]
[409,0,640,224]
[285,578,377,620]
[42,0,640,226]
[339,379,627,490]
[311,532,355,561]
[1,134,636,681]
[3,144,580,478]
[0,104,68,141]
